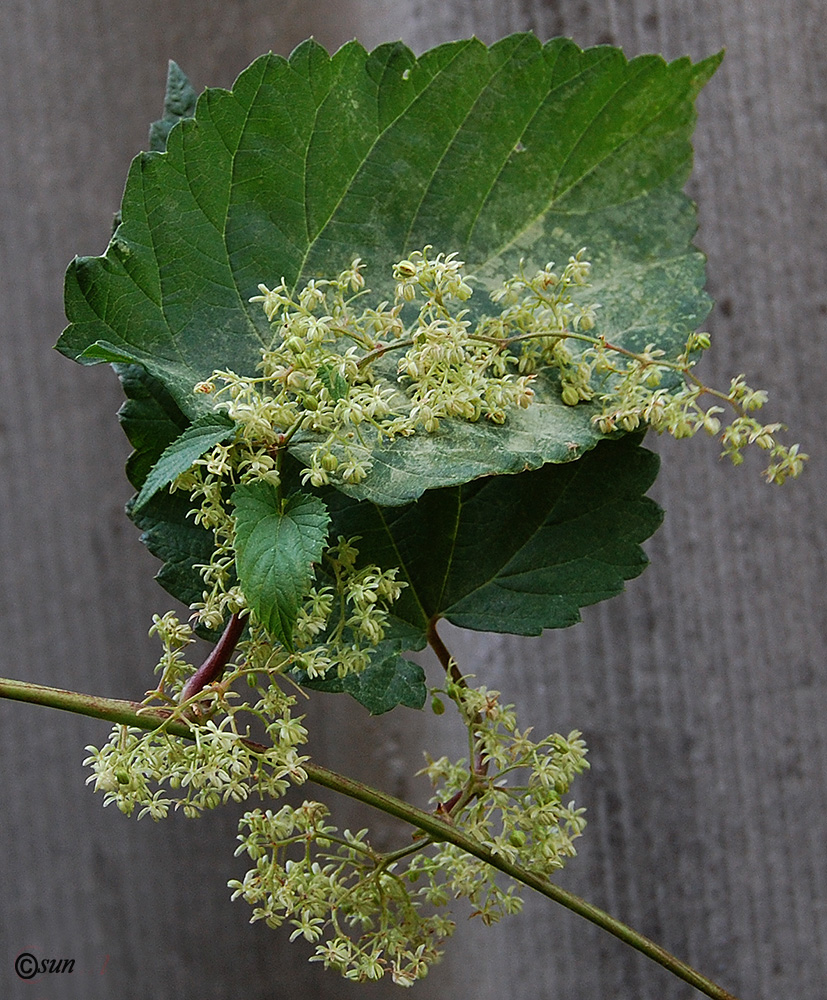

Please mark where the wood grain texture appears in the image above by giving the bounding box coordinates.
[0,1,824,998]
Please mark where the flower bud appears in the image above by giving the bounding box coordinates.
[394,260,418,278]
[561,384,580,407]
[285,337,306,355]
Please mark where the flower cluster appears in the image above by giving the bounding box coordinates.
[480,255,806,483]
[410,680,589,924]
[84,523,411,822]
[147,610,197,696]
[196,247,583,488]
[223,261,403,488]
[86,628,589,988]
[582,337,807,484]
[230,802,454,987]
[170,465,244,632]
[392,248,536,428]
[488,248,599,398]
[292,536,407,679]
[186,249,805,494]
[227,678,588,986]
[84,672,309,820]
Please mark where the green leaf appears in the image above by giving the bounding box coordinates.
[129,490,216,614]
[115,363,190,489]
[132,414,235,512]
[323,435,663,640]
[316,363,349,402]
[126,436,660,709]
[296,640,427,714]
[149,61,197,152]
[231,485,330,648]
[59,35,719,503]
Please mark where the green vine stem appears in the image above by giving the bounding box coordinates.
[0,675,738,1000]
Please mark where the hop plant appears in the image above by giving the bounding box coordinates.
[79,246,804,992]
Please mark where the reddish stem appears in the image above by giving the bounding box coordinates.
[179,613,245,703]
[427,617,464,686]
[427,617,488,817]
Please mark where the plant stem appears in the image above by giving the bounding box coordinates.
[179,612,245,703]
[427,617,464,686]
[356,337,416,370]
[306,768,739,1000]
[426,618,489,815]
[0,674,739,999]
[0,677,182,729]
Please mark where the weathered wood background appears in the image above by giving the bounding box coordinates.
[1,2,824,998]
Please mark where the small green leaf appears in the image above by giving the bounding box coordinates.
[132,414,235,512]
[296,640,427,714]
[231,485,330,648]
[149,61,197,152]
[133,415,235,510]
[316,362,349,402]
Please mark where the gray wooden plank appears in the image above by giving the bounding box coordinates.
[1,2,823,998]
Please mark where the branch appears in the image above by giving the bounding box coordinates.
[0,675,739,1000]
[427,617,464,686]
[179,612,245,703]
[426,618,489,817]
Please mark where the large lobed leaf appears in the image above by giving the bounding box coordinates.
[130,435,662,711]
[59,34,719,505]
[322,435,663,640]
[67,37,710,710]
